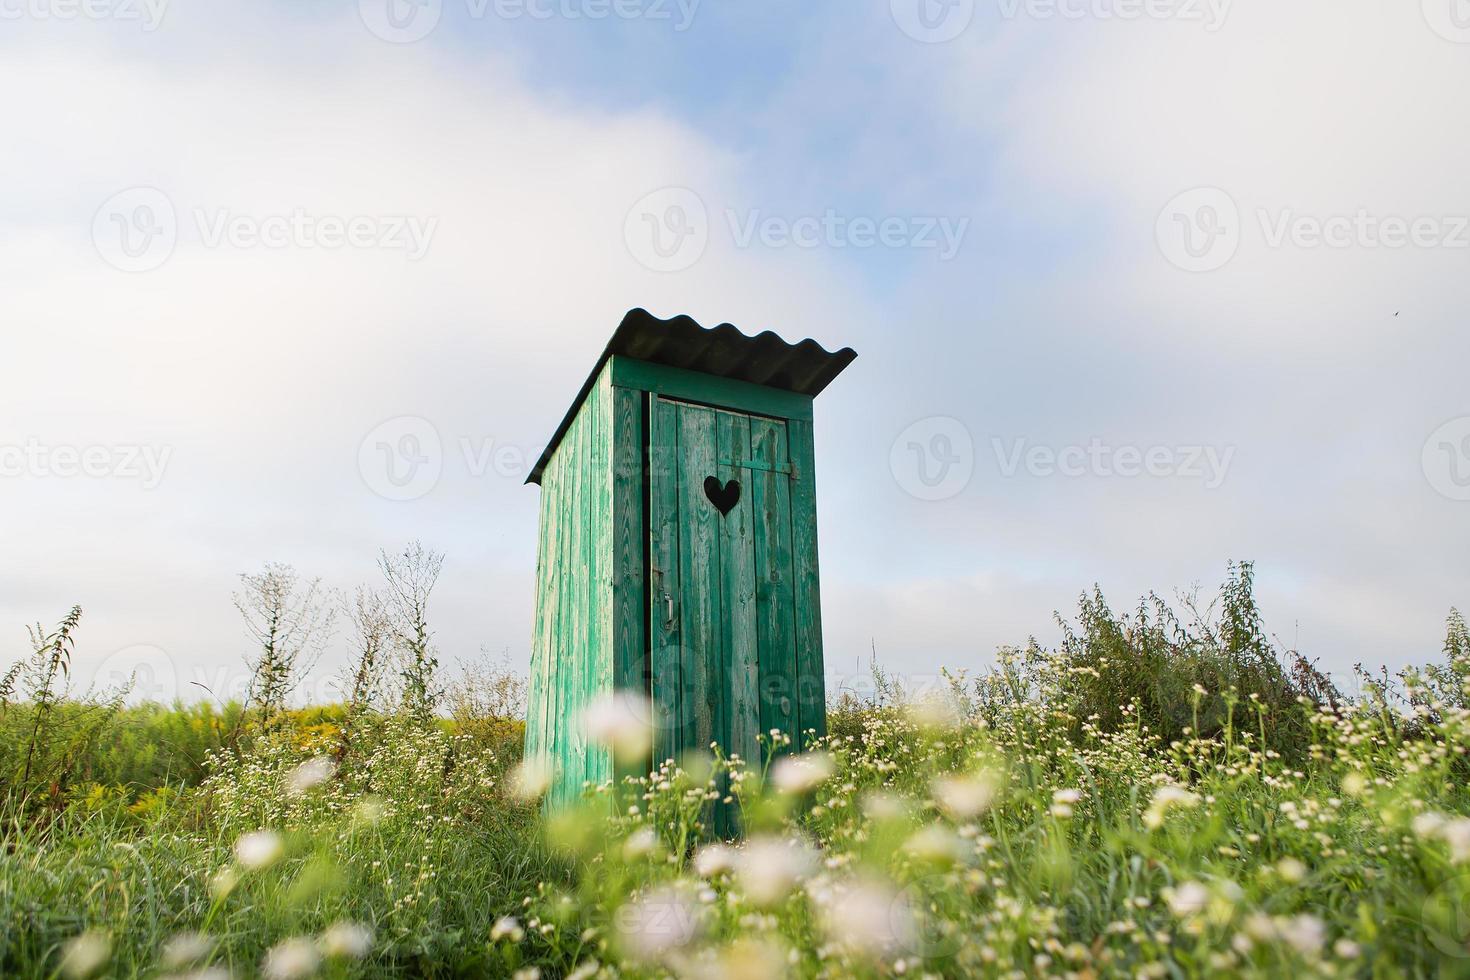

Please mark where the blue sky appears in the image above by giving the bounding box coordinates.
[3,0,1469,702]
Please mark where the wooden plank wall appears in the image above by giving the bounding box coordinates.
[526,366,620,809]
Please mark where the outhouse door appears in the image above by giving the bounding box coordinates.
[648,395,802,776]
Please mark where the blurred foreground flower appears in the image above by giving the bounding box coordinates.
[263,937,321,980]
[1144,785,1200,830]
[320,920,373,959]
[694,843,738,877]
[736,836,818,906]
[510,758,554,800]
[161,931,214,969]
[234,829,284,870]
[285,755,335,796]
[583,690,655,765]
[932,771,999,820]
[615,885,703,964]
[491,915,526,943]
[810,876,915,959]
[59,930,111,979]
[770,752,834,794]
[903,824,968,866]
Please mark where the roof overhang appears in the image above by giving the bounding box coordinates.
[526,309,857,485]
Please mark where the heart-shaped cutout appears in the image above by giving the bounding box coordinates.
[703,476,741,517]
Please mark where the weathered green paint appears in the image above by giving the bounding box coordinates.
[526,364,619,808]
[609,356,814,422]
[527,353,836,822]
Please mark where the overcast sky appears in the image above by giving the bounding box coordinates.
[3,0,1469,704]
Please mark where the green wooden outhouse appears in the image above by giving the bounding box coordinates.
[524,309,856,809]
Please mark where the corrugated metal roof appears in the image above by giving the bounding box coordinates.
[527,309,857,485]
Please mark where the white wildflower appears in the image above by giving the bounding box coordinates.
[262,937,321,980]
[623,827,660,860]
[1279,914,1326,956]
[736,836,818,906]
[1164,881,1210,918]
[582,691,655,765]
[234,830,284,871]
[1144,785,1200,830]
[320,920,373,959]
[1443,818,1470,862]
[510,758,554,801]
[1413,811,1448,839]
[161,931,214,969]
[491,916,525,943]
[932,772,999,820]
[693,843,737,878]
[770,752,835,794]
[615,886,701,963]
[285,756,335,796]
[59,931,111,979]
[812,877,915,958]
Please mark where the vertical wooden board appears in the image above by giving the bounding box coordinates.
[525,473,553,763]
[750,417,798,754]
[718,412,761,771]
[609,386,645,794]
[610,386,646,694]
[787,418,827,747]
[560,408,583,806]
[579,379,596,793]
[676,403,719,759]
[593,378,611,789]
[539,445,564,800]
[648,397,683,767]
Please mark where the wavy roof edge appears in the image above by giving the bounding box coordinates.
[526,309,857,485]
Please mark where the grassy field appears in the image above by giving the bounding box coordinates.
[5,563,1470,978]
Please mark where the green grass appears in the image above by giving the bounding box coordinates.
[4,565,1470,978]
